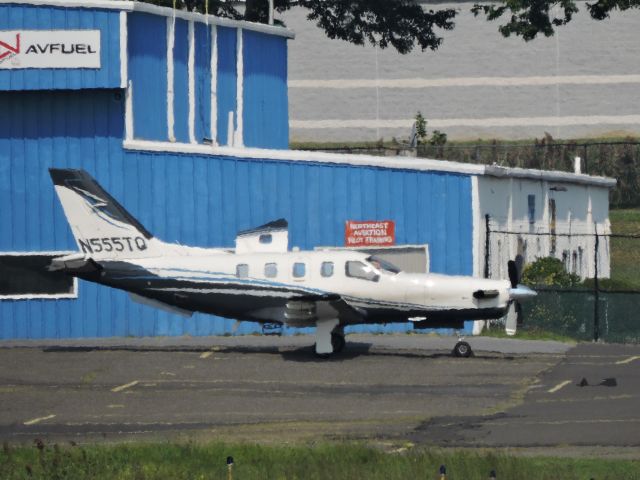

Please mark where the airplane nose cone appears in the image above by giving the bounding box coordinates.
[509,285,537,301]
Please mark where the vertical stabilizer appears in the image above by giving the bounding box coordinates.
[49,169,163,259]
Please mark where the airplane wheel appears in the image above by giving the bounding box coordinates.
[331,332,346,353]
[453,341,472,358]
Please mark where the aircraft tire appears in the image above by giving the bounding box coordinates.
[453,341,472,358]
[331,332,346,353]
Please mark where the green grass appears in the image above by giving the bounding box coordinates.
[1,442,639,480]
[609,209,640,290]
[480,326,576,343]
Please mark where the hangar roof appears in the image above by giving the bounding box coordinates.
[125,139,617,189]
[0,0,296,38]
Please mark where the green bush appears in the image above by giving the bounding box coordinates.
[521,257,580,287]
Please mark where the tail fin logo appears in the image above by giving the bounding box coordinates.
[69,183,128,231]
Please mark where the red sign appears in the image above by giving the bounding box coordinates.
[345,220,395,247]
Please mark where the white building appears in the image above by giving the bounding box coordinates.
[475,163,614,281]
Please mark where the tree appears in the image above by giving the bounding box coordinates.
[146,0,639,54]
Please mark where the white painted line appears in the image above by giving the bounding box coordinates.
[616,355,640,365]
[24,414,56,426]
[167,16,176,143]
[289,74,640,89]
[290,115,640,130]
[125,80,134,141]
[200,351,213,359]
[119,10,128,89]
[235,27,244,147]
[188,20,196,144]
[548,380,572,393]
[210,24,218,145]
[111,380,139,393]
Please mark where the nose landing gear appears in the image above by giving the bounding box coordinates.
[452,339,473,358]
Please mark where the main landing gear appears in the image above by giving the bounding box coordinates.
[314,318,345,357]
[331,330,346,353]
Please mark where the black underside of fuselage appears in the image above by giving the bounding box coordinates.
[69,264,508,327]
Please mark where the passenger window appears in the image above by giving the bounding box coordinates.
[236,264,249,278]
[264,263,278,278]
[293,262,306,278]
[321,261,334,277]
[345,261,379,282]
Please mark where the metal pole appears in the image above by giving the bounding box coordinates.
[268,0,274,25]
[484,214,490,278]
[593,230,600,342]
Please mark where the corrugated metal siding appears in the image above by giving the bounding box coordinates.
[172,18,189,143]
[194,22,211,143]
[216,26,237,146]
[128,12,167,141]
[0,89,473,340]
[0,4,121,91]
[243,30,288,149]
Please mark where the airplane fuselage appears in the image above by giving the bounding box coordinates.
[62,248,513,328]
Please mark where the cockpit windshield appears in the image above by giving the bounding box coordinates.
[366,255,401,274]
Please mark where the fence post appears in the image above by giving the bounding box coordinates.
[593,230,600,342]
[484,214,490,278]
[583,143,589,174]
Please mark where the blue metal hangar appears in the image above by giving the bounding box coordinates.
[0,0,614,341]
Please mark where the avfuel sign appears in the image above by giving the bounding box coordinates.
[345,220,396,247]
[0,30,100,69]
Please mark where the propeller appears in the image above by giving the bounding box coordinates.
[505,257,535,336]
[508,260,519,288]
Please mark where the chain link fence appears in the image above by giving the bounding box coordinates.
[485,218,640,343]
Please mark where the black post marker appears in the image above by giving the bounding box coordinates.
[226,456,234,480]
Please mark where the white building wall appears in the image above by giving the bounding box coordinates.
[475,176,612,281]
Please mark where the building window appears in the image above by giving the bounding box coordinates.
[527,195,535,225]
[345,261,379,282]
[264,263,277,278]
[236,264,249,278]
[259,234,272,244]
[0,253,77,299]
[321,261,334,277]
[292,262,306,278]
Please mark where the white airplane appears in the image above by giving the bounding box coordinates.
[49,168,536,357]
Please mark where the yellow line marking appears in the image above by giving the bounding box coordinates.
[200,351,213,359]
[24,414,56,426]
[111,380,139,393]
[548,380,572,393]
[616,355,640,365]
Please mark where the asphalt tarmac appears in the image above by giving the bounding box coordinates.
[0,335,638,456]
